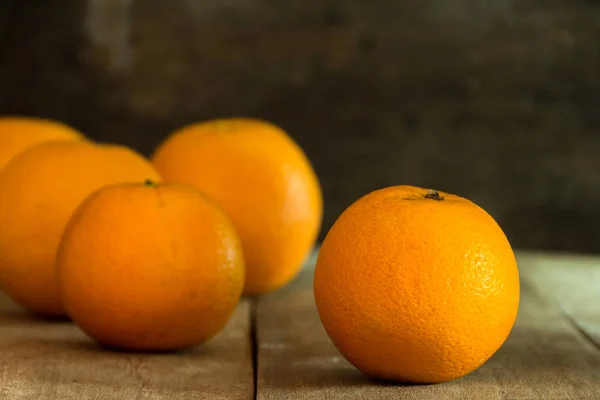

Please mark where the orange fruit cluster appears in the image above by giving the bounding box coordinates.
[0,115,520,384]
[0,115,322,351]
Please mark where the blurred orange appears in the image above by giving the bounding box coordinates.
[0,116,85,171]
[152,117,323,295]
[0,141,161,317]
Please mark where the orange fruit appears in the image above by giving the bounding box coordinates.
[0,141,161,317]
[314,185,520,384]
[0,116,85,171]
[152,118,323,295]
[56,180,244,351]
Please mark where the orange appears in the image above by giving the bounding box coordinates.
[0,116,85,171]
[56,180,244,351]
[0,141,161,317]
[314,185,520,384]
[152,117,322,295]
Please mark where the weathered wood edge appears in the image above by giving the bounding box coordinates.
[516,250,600,351]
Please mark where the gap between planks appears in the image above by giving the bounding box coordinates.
[250,296,259,400]
[0,249,596,399]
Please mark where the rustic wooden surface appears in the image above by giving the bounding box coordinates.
[0,250,598,399]
[255,251,600,399]
[0,294,254,399]
[518,252,600,349]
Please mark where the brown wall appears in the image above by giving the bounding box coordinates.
[1,0,600,253]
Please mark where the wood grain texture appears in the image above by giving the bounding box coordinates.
[518,251,600,349]
[255,253,600,399]
[0,293,254,400]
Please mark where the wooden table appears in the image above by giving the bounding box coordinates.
[0,250,598,399]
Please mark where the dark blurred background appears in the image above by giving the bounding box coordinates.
[1,0,599,253]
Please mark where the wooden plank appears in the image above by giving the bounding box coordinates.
[255,252,600,399]
[518,251,600,348]
[0,292,254,399]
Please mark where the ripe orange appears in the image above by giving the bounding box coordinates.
[152,118,323,295]
[314,185,520,384]
[0,141,161,317]
[56,180,244,351]
[0,116,85,171]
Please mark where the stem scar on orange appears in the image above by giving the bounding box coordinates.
[56,181,244,351]
[314,185,520,384]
